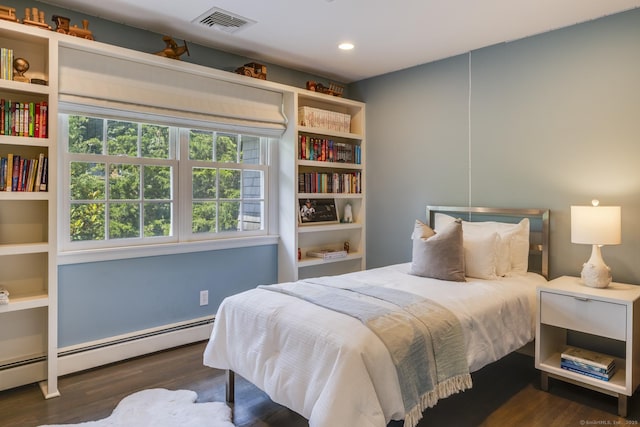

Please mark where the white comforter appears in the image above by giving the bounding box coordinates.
[203,263,545,427]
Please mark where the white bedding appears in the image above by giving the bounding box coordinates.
[203,263,546,427]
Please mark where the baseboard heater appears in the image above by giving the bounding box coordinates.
[57,315,215,376]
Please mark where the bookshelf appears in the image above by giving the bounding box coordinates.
[278,91,365,282]
[0,20,58,398]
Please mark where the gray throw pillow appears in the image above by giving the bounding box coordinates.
[409,219,465,282]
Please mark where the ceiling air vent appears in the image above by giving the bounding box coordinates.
[193,8,256,34]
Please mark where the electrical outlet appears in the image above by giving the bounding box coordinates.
[200,290,209,306]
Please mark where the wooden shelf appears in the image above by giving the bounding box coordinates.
[0,292,48,313]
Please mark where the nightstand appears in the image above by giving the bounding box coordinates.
[535,276,640,417]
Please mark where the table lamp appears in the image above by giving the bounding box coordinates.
[571,200,621,288]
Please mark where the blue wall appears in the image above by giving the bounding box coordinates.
[351,9,640,284]
[58,246,277,347]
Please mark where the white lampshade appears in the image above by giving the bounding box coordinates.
[571,201,621,288]
[571,205,621,245]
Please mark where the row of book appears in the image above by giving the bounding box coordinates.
[298,135,361,164]
[298,171,362,194]
[298,106,351,133]
[0,48,13,81]
[0,153,48,192]
[1,100,48,138]
[560,347,616,382]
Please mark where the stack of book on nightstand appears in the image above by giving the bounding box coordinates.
[561,347,616,381]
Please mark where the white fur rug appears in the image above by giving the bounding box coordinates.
[40,388,235,427]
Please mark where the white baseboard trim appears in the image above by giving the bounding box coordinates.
[58,316,214,376]
[0,361,46,392]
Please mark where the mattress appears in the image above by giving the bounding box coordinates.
[203,263,546,427]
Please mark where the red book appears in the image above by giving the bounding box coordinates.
[11,155,20,191]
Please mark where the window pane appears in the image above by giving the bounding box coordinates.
[141,124,170,159]
[242,170,263,199]
[70,203,105,241]
[216,133,238,163]
[192,201,216,233]
[144,166,171,200]
[189,130,214,161]
[144,202,172,237]
[219,201,240,232]
[242,201,263,231]
[219,168,240,199]
[71,162,105,200]
[109,203,140,238]
[240,135,262,164]
[109,164,140,200]
[68,116,104,154]
[107,120,138,156]
[192,167,217,199]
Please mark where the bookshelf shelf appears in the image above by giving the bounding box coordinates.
[0,78,50,95]
[278,92,365,283]
[298,125,362,141]
[535,276,640,417]
[0,242,48,255]
[0,292,48,312]
[0,19,57,399]
[0,135,50,147]
[297,159,363,170]
[298,251,363,267]
[297,222,362,233]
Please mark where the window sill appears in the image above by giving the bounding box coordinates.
[57,235,279,265]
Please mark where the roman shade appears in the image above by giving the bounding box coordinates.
[58,46,287,136]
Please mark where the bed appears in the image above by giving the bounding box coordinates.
[203,206,550,427]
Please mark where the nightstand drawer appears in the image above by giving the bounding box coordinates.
[540,291,626,340]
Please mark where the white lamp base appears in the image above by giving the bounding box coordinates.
[580,245,612,288]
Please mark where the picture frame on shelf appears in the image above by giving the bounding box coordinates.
[299,198,338,225]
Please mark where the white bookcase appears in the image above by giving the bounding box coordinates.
[278,91,365,282]
[0,20,58,398]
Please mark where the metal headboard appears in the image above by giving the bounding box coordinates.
[426,206,550,279]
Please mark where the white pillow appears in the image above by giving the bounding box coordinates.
[463,231,500,279]
[434,213,530,276]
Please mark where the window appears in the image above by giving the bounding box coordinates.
[60,112,269,251]
[185,129,266,237]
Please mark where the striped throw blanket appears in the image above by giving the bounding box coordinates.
[259,280,472,427]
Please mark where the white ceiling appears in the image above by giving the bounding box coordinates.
[41,0,640,83]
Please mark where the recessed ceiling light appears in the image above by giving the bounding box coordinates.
[338,42,354,50]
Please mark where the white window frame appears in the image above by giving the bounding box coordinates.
[58,106,277,264]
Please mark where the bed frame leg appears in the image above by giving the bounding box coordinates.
[225,370,235,403]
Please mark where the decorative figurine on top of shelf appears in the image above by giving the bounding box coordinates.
[22,7,51,30]
[343,241,350,254]
[306,80,344,97]
[12,58,29,83]
[155,36,190,60]
[341,203,353,223]
[52,15,94,40]
[0,287,8,304]
[235,62,267,80]
[0,6,17,22]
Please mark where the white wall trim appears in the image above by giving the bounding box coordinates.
[57,317,214,376]
[58,235,278,265]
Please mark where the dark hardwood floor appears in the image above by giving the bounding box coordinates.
[1,341,639,426]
